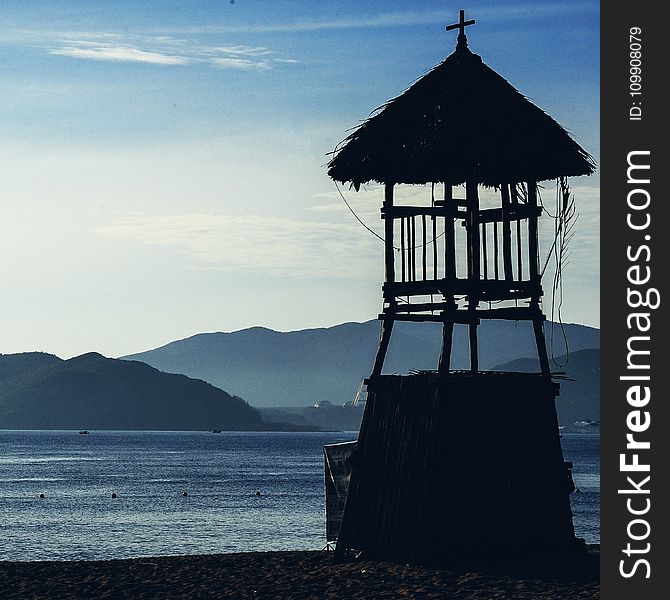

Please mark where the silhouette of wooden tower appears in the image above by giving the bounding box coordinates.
[327,11,594,565]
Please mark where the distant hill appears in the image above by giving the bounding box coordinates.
[492,348,600,428]
[122,320,599,408]
[0,352,264,431]
[0,352,62,380]
[260,349,600,432]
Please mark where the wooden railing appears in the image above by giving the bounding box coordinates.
[386,203,541,291]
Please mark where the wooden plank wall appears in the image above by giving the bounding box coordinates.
[335,373,578,565]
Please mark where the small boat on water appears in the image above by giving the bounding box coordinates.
[79,430,89,435]
[212,430,222,434]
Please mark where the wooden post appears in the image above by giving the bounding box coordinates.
[466,180,480,372]
[513,182,522,279]
[501,183,514,282]
[493,220,499,280]
[533,317,551,376]
[516,218,523,281]
[421,214,427,281]
[438,320,454,374]
[444,182,456,282]
[527,181,549,376]
[371,182,397,379]
[466,181,480,281]
[406,217,412,282]
[384,183,395,284]
[432,215,438,280]
[400,217,406,282]
[410,215,416,282]
[371,317,395,378]
[482,221,488,280]
[469,323,479,372]
[527,181,540,284]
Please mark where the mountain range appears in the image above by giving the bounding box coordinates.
[0,352,263,431]
[0,320,599,431]
[123,319,600,408]
[258,348,600,431]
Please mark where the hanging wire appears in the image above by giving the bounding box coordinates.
[545,177,578,368]
[335,181,386,242]
[335,181,446,251]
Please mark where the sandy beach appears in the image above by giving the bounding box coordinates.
[1,549,599,599]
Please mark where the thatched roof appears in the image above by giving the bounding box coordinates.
[327,44,595,188]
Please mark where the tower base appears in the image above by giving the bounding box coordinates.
[335,372,581,566]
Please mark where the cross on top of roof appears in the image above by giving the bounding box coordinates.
[446,9,475,50]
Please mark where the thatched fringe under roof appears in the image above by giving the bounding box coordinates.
[327,45,595,189]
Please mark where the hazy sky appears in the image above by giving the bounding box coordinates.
[0,1,599,359]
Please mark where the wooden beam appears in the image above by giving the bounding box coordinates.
[385,205,463,218]
[434,198,468,208]
[392,301,451,314]
[477,205,542,224]
[380,203,543,223]
[384,278,543,300]
[381,306,546,324]
[383,313,473,324]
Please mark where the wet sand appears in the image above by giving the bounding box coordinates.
[0,549,599,599]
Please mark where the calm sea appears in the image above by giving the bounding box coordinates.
[0,430,599,562]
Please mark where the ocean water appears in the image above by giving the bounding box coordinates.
[0,430,599,562]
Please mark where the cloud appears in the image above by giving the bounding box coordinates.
[211,45,273,57]
[159,3,597,34]
[46,34,293,71]
[209,57,271,71]
[157,11,448,34]
[95,213,380,279]
[94,186,596,284]
[49,45,190,65]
